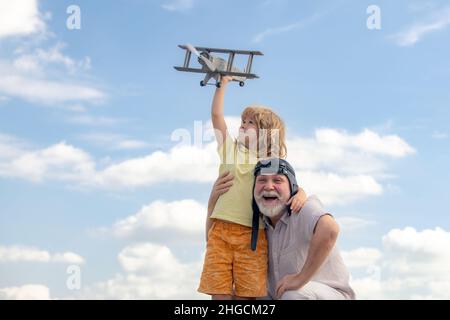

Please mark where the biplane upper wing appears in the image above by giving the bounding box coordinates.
[174,67,259,79]
[178,45,263,56]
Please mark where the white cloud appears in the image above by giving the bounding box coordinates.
[286,127,414,205]
[287,128,415,175]
[342,247,382,268]
[96,124,413,196]
[51,252,85,264]
[0,142,95,183]
[0,245,49,262]
[84,227,450,299]
[0,133,209,191]
[346,227,450,299]
[95,200,205,242]
[161,0,195,12]
[0,0,46,38]
[114,139,149,150]
[78,133,149,150]
[382,227,450,273]
[390,6,450,46]
[96,142,218,188]
[0,284,50,300]
[314,128,415,158]
[81,243,204,299]
[0,245,85,264]
[297,171,382,205]
[0,124,414,205]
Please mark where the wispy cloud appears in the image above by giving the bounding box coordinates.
[13,42,91,76]
[432,131,448,139]
[0,44,104,105]
[0,134,28,160]
[67,115,121,127]
[161,0,195,12]
[0,72,105,104]
[390,6,450,46]
[336,216,377,232]
[0,245,85,264]
[252,12,324,43]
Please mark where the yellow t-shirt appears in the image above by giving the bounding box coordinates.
[211,134,264,229]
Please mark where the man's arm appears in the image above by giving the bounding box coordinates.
[211,76,233,146]
[275,215,339,298]
[205,171,234,241]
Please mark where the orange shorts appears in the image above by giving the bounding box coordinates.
[198,219,268,297]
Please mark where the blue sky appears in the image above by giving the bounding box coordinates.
[0,0,450,299]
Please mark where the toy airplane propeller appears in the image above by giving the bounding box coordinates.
[174,44,263,88]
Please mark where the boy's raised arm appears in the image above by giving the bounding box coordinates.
[211,76,233,146]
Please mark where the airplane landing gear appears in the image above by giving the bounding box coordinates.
[239,81,245,87]
[200,80,206,87]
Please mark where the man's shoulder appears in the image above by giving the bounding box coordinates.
[295,195,327,222]
[303,195,325,213]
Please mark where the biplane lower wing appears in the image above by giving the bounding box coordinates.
[174,67,207,74]
[220,71,259,79]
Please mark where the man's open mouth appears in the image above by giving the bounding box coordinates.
[262,195,280,205]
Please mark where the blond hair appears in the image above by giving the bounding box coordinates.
[241,106,287,159]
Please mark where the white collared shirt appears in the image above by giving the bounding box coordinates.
[264,195,355,299]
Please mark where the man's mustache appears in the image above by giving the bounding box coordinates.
[256,191,281,200]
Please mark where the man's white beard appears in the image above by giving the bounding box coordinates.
[258,202,287,218]
[256,191,288,218]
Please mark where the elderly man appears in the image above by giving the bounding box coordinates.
[251,158,355,300]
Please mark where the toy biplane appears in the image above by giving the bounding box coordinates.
[174,44,263,88]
